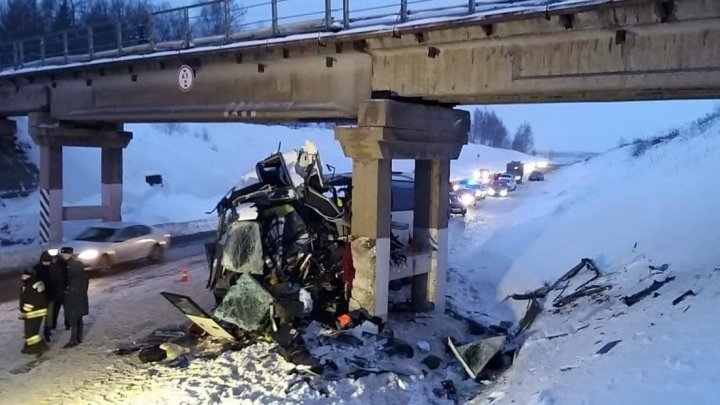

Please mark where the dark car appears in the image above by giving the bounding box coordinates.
[529,171,545,181]
[449,193,467,216]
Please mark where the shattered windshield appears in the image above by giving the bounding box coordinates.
[75,227,117,242]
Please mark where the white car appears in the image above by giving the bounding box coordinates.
[497,174,518,191]
[50,223,171,271]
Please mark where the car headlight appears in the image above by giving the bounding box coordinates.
[452,184,460,191]
[515,175,521,181]
[47,248,58,256]
[460,194,475,207]
[500,189,508,197]
[488,188,496,196]
[78,249,100,260]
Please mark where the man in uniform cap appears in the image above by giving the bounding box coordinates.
[60,247,89,348]
[19,267,49,356]
[35,250,68,341]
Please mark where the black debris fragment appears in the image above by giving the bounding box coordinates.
[448,336,506,379]
[434,380,458,403]
[138,345,168,363]
[553,285,612,308]
[649,263,669,274]
[422,354,443,370]
[467,318,489,335]
[517,298,542,334]
[672,290,696,306]
[596,340,622,355]
[382,338,414,359]
[621,276,676,306]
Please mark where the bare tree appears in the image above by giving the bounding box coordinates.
[511,122,535,154]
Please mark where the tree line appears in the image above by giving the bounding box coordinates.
[470,108,535,154]
[0,0,245,52]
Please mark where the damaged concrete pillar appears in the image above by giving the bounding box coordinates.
[348,159,392,318]
[101,147,123,222]
[29,112,132,242]
[412,159,450,314]
[337,99,469,319]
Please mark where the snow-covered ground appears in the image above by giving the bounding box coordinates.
[3,109,719,404]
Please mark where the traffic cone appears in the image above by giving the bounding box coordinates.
[179,265,189,283]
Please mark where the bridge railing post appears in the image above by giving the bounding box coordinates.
[115,21,123,56]
[88,26,94,59]
[62,32,69,64]
[468,0,476,14]
[147,13,155,51]
[343,0,350,29]
[324,0,332,30]
[40,37,45,66]
[271,0,279,36]
[223,0,231,41]
[183,8,191,48]
[400,0,408,22]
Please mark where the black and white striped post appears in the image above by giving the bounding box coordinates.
[38,144,63,245]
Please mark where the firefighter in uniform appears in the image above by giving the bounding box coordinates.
[20,267,50,355]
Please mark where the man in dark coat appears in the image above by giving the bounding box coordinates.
[34,251,67,341]
[19,267,49,356]
[60,247,89,348]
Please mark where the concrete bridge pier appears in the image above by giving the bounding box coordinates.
[29,113,132,244]
[336,99,468,319]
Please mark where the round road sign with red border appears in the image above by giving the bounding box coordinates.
[178,64,194,92]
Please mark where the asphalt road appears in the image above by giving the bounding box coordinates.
[0,231,215,304]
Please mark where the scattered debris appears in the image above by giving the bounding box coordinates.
[422,354,443,370]
[433,380,459,403]
[448,335,506,380]
[517,299,542,334]
[382,338,414,359]
[596,340,622,355]
[159,342,190,361]
[553,285,612,308]
[649,263,669,275]
[621,276,676,306]
[672,290,696,306]
[416,340,431,353]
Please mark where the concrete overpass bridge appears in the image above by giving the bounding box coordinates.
[0,0,717,318]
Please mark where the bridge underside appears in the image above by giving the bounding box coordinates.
[0,0,717,123]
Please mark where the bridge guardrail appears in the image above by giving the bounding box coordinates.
[0,0,559,73]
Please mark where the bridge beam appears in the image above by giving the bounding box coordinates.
[336,99,468,318]
[29,112,132,244]
[369,0,720,103]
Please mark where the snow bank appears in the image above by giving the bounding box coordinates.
[493,111,720,317]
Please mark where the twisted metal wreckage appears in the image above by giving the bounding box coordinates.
[159,142,406,369]
[129,146,622,395]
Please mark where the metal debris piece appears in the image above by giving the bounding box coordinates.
[672,290,696,306]
[517,298,542,334]
[553,285,612,308]
[596,340,622,355]
[621,276,676,306]
[448,335,506,380]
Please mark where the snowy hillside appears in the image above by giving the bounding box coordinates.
[1,119,535,251]
[448,107,720,404]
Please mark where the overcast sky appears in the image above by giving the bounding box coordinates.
[170,1,719,152]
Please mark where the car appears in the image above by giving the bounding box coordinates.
[487,181,510,197]
[529,171,545,181]
[49,223,171,271]
[455,188,477,207]
[497,174,518,191]
[449,193,467,216]
[506,161,524,183]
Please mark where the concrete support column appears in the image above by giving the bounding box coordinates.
[412,159,450,314]
[337,99,468,320]
[101,147,123,222]
[39,145,63,244]
[349,158,392,319]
